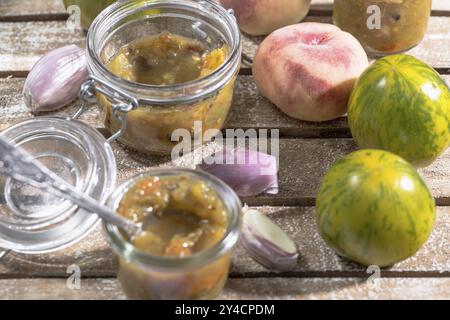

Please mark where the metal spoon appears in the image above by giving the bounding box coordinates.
[0,135,140,238]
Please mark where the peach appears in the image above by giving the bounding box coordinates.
[220,0,311,36]
[253,23,369,122]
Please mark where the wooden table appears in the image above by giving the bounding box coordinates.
[0,0,449,300]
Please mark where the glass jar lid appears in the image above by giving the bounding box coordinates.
[0,117,116,254]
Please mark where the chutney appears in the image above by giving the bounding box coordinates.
[117,174,228,257]
[99,32,236,155]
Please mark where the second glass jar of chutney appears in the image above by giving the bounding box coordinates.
[333,0,432,55]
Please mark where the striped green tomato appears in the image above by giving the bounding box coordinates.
[316,149,436,267]
[348,54,450,167]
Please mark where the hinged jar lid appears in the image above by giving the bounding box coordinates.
[0,117,116,254]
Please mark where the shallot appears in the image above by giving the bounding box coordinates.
[199,148,278,197]
[241,209,298,272]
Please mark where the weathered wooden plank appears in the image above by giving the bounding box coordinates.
[1,16,450,75]
[431,0,450,11]
[1,83,450,205]
[108,139,450,206]
[1,76,449,138]
[2,78,449,206]
[228,77,350,138]
[0,0,67,21]
[224,277,450,300]
[242,17,450,69]
[1,0,449,20]
[0,277,449,300]
[1,207,448,277]
[230,75,448,138]
[0,278,126,300]
[0,21,85,76]
[0,78,102,131]
[0,223,116,277]
[1,80,449,206]
[234,207,450,276]
[0,77,350,138]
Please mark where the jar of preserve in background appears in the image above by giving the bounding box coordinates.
[333,0,432,55]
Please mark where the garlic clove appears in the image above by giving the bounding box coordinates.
[23,45,89,113]
[241,209,298,272]
[199,148,279,197]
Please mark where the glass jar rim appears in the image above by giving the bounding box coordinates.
[86,0,242,105]
[104,168,242,272]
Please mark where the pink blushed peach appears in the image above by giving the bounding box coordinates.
[220,0,311,36]
[253,23,369,122]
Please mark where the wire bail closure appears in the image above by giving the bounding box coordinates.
[75,76,139,144]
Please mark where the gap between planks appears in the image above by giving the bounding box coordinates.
[1,270,450,281]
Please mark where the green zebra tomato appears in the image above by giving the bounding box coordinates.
[316,149,436,267]
[348,54,450,167]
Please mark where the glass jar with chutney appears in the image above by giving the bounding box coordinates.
[83,0,242,155]
[104,169,242,300]
[333,0,432,55]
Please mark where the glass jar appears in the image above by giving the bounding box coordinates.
[104,169,242,300]
[333,0,432,55]
[84,0,242,155]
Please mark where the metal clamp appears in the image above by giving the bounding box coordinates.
[74,76,139,144]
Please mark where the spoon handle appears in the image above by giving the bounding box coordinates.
[0,135,139,237]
